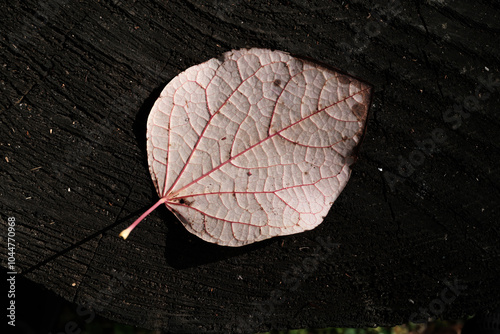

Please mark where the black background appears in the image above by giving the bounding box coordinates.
[1,1,499,333]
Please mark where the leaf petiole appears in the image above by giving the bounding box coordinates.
[119,197,167,240]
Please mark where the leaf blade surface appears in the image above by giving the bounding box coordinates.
[144,48,372,246]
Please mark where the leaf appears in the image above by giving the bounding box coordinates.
[120,48,372,246]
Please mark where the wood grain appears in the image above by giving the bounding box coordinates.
[1,0,499,332]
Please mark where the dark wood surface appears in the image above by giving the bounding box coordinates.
[2,1,499,333]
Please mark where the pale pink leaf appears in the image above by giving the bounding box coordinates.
[120,48,372,246]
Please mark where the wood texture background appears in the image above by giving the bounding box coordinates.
[1,0,499,333]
